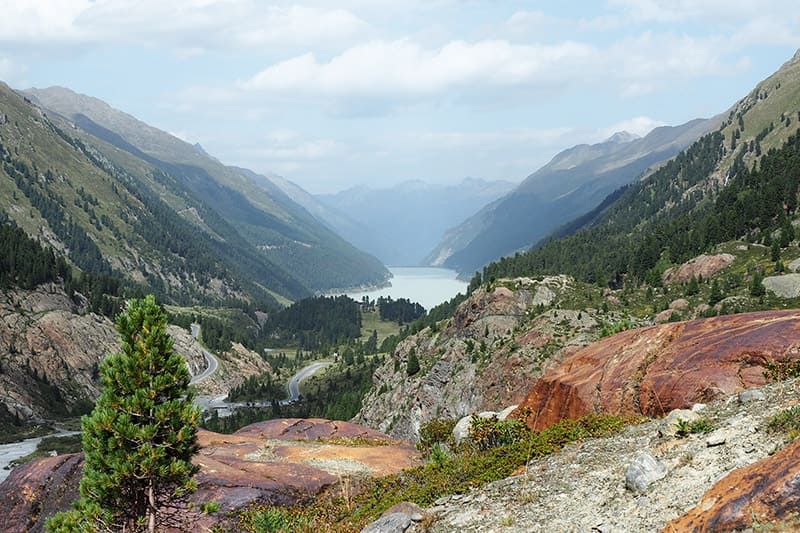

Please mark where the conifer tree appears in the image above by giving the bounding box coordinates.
[48,295,200,533]
[407,348,420,376]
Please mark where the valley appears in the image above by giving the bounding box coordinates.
[1,5,800,532]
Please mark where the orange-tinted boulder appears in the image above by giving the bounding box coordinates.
[665,439,800,531]
[514,310,800,430]
[0,419,420,532]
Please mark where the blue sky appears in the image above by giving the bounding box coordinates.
[0,1,799,193]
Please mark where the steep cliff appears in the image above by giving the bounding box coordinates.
[0,285,271,429]
[354,276,629,441]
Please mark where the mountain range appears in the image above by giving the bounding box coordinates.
[313,178,515,266]
[426,117,721,274]
[7,86,389,306]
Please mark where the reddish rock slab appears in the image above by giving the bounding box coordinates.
[0,453,83,533]
[665,439,800,532]
[0,419,421,532]
[514,310,800,430]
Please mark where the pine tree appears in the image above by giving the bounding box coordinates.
[48,295,200,533]
[708,279,723,306]
[750,270,766,297]
[407,348,420,376]
[771,239,782,262]
[686,276,700,296]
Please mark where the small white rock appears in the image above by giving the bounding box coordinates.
[738,389,765,403]
[706,431,728,447]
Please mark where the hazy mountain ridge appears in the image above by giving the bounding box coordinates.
[23,86,389,293]
[315,177,516,266]
[427,118,719,274]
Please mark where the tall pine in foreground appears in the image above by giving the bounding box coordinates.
[48,295,200,533]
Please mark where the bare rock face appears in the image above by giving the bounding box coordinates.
[0,453,83,533]
[513,310,800,431]
[0,285,271,426]
[666,438,800,531]
[662,253,735,284]
[355,276,605,441]
[0,419,420,532]
[762,273,800,298]
[0,285,118,423]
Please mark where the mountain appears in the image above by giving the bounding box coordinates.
[427,119,719,274]
[315,178,515,266]
[482,48,800,286]
[22,86,389,294]
[0,82,303,307]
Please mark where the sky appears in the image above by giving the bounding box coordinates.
[0,1,799,193]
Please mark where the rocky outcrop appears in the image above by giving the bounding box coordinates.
[188,341,273,396]
[763,273,800,298]
[355,277,609,441]
[0,285,118,423]
[0,419,420,532]
[666,438,800,531]
[662,253,735,284]
[0,285,271,427]
[513,310,800,431]
[422,378,800,532]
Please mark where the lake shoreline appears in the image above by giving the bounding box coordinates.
[338,266,468,310]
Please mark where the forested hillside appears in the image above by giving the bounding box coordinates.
[482,51,800,288]
[25,87,389,293]
[427,119,716,274]
[0,83,306,308]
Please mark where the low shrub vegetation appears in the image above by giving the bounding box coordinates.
[675,418,715,437]
[767,406,800,440]
[238,414,633,532]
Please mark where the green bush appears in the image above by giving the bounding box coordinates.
[675,418,714,437]
[768,406,800,440]
[600,319,634,338]
[242,507,309,532]
[469,416,530,451]
[765,359,800,381]
[418,418,457,452]
[201,501,221,514]
[429,442,452,467]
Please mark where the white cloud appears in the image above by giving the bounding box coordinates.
[0,1,367,49]
[237,39,596,96]
[608,0,795,23]
[406,128,576,149]
[0,0,90,42]
[225,32,740,104]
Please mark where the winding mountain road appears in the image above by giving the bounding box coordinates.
[286,361,332,402]
[188,323,219,385]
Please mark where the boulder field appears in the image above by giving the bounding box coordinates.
[513,309,800,430]
[0,418,421,532]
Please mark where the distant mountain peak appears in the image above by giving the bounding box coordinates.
[605,131,641,144]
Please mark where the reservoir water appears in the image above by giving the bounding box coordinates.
[345,267,468,310]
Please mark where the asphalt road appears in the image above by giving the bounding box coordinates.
[286,361,332,402]
[188,323,219,385]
